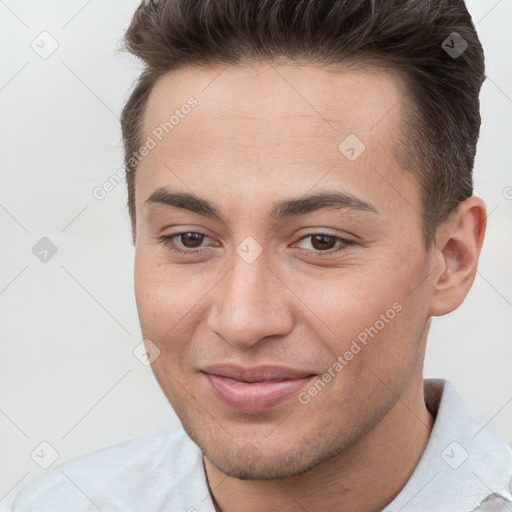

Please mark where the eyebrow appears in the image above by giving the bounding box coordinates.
[144,186,378,222]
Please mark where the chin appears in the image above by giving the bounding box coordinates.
[200,432,346,481]
[206,452,320,481]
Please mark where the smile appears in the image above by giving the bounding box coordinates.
[200,365,316,412]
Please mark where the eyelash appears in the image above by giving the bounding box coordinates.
[157,231,354,258]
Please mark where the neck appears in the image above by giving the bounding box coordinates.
[204,374,434,512]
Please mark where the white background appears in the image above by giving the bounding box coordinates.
[1,0,511,509]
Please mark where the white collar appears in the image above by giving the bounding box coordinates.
[383,378,512,511]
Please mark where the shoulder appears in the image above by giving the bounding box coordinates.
[11,423,205,512]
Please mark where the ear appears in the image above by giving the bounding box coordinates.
[428,196,487,317]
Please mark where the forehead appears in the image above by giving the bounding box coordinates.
[136,62,418,220]
[143,62,407,139]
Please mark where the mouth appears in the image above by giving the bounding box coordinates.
[200,364,317,412]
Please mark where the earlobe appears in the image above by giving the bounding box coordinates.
[428,196,487,317]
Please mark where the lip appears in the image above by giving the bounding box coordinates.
[201,364,316,412]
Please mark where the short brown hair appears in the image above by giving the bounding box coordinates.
[120,0,485,247]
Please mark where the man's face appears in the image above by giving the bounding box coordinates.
[133,63,435,479]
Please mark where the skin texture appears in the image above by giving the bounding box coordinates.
[132,63,486,511]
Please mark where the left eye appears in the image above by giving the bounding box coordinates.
[293,233,354,256]
[296,234,342,251]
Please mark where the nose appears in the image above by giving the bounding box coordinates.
[206,253,294,348]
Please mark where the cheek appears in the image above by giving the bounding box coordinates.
[134,260,197,400]
[290,258,428,364]
[134,250,221,376]
[134,251,193,339]
[286,268,401,343]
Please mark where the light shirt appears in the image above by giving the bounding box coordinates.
[11,379,512,511]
